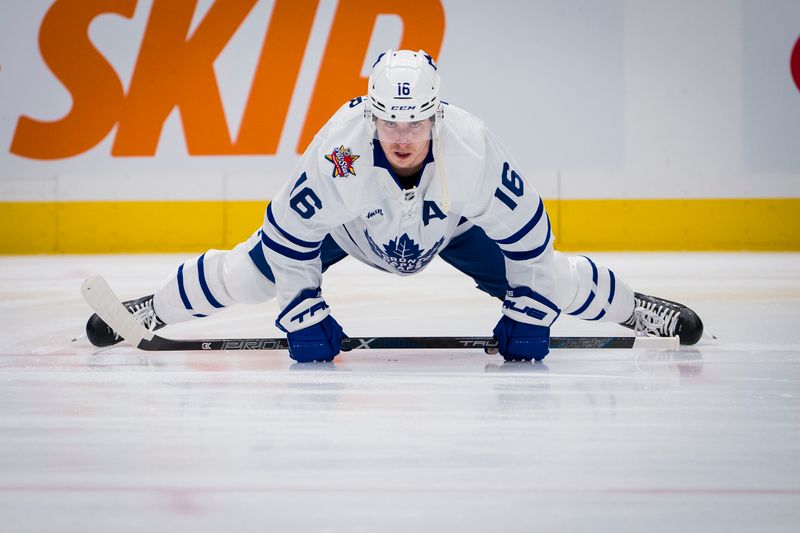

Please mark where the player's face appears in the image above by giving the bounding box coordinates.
[374,119,433,177]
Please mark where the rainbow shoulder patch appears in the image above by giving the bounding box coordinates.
[325,145,360,178]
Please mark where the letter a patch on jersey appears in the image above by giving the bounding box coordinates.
[325,145,360,178]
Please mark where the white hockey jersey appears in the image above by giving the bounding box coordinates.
[262,99,556,318]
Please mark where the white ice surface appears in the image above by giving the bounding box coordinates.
[1,253,799,532]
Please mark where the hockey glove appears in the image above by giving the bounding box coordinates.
[276,289,345,363]
[493,286,560,362]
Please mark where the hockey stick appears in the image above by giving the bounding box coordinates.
[81,275,679,352]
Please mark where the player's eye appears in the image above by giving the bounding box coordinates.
[409,122,421,129]
[383,121,397,128]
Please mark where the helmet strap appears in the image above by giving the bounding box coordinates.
[364,106,375,146]
[432,106,449,214]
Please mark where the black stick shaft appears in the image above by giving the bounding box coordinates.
[137,335,637,351]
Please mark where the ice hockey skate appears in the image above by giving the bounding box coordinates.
[621,293,704,345]
[85,294,165,347]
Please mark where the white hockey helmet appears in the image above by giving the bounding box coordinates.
[367,49,441,122]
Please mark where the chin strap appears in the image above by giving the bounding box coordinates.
[364,106,375,147]
[433,106,450,214]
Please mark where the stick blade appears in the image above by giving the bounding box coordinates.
[632,336,680,350]
[81,275,153,346]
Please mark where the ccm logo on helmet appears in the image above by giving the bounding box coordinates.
[391,105,417,110]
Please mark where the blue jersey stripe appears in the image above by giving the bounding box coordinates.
[261,231,321,261]
[266,204,321,249]
[568,290,596,316]
[589,308,607,321]
[289,174,308,194]
[499,216,552,261]
[248,235,276,283]
[176,264,193,311]
[495,198,544,245]
[568,257,600,316]
[197,253,225,309]
[607,270,616,304]
[588,270,615,321]
[585,256,599,285]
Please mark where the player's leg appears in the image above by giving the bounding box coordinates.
[86,228,272,346]
[85,230,349,347]
[154,230,349,323]
[439,224,623,313]
[438,225,630,321]
[438,224,702,344]
[151,229,276,324]
[549,253,703,344]
[153,231,348,324]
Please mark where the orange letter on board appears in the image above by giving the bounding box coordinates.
[113,0,257,156]
[297,0,445,152]
[10,0,135,160]
[234,0,319,154]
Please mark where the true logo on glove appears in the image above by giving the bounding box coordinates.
[502,300,548,321]
[291,300,330,325]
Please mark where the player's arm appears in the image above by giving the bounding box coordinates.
[465,129,559,362]
[262,142,356,363]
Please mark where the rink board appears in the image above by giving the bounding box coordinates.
[2,198,799,253]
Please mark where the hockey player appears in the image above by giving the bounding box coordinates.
[86,50,703,362]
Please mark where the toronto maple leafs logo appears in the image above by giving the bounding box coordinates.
[364,231,444,273]
[324,145,360,178]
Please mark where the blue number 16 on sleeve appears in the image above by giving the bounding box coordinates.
[494,162,525,210]
[289,172,323,219]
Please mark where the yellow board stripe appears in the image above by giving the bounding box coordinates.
[547,198,800,251]
[1,198,798,253]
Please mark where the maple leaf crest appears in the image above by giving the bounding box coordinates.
[364,231,445,274]
[384,234,423,261]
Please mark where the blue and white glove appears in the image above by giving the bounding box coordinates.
[276,288,345,363]
[493,287,560,362]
